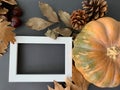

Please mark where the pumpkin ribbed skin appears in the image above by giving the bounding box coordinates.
[73,17,120,88]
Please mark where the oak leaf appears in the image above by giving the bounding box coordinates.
[48,80,70,90]
[0,21,15,55]
[48,65,90,90]
[47,78,83,90]
[71,65,90,90]
[26,17,53,31]
[39,2,59,23]
[58,10,71,27]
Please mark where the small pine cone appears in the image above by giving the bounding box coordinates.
[70,10,87,30]
[82,0,108,21]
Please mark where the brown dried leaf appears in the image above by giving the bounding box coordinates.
[53,28,72,37]
[66,76,89,90]
[72,65,90,90]
[45,28,58,39]
[39,2,59,23]
[47,79,77,90]
[48,86,54,90]
[48,66,90,90]
[48,81,70,90]
[1,0,17,5]
[0,7,8,14]
[26,17,53,31]
[0,15,7,22]
[0,21,15,55]
[65,78,81,90]
[58,10,71,27]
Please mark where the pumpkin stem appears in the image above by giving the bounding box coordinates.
[107,46,120,60]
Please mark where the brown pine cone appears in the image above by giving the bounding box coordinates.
[70,10,87,31]
[82,0,108,21]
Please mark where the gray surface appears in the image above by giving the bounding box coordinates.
[0,0,120,90]
[17,44,65,74]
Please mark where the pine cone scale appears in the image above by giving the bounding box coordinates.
[100,13,104,17]
[80,20,85,24]
[102,1,107,6]
[94,14,99,20]
[101,7,107,12]
[89,0,93,5]
[96,7,100,12]
[87,12,92,17]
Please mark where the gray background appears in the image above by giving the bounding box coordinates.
[17,44,65,74]
[0,0,120,90]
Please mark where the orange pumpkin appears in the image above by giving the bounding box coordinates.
[73,17,120,88]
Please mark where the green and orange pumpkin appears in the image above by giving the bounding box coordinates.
[73,17,120,87]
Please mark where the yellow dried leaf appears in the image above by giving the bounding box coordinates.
[26,17,53,31]
[58,10,71,27]
[0,7,8,14]
[0,21,15,55]
[39,2,59,23]
[1,0,17,5]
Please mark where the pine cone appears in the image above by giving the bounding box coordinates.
[70,10,87,30]
[82,0,108,21]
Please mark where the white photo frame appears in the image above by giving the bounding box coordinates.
[9,36,72,82]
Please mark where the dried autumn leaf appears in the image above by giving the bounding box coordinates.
[48,78,88,90]
[53,28,72,37]
[48,81,70,90]
[65,78,80,90]
[48,65,90,90]
[26,17,53,31]
[65,74,89,90]
[58,10,71,27]
[0,7,8,14]
[1,0,17,5]
[0,16,7,22]
[0,21,15,55]
[45,28,59,39]
[48,86,53,90]
[71,65,90,90]
[39,2,59,23]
